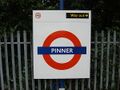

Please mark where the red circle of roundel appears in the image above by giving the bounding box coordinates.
[43,30,81,70]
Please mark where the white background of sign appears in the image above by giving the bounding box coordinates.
[33,10,91,79]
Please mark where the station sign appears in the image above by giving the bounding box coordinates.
[33,10,91,79]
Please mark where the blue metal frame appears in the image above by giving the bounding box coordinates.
[59,0,65,89]
[60,0,64,10]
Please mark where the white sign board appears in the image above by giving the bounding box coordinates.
[33,10,91,79]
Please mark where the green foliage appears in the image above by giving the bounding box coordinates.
[64,0,120,30]
[0,0,120,35]
[0,0,58,35]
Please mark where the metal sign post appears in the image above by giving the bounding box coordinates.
[59,0,65,90]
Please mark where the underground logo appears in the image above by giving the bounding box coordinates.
[37,30,87,70]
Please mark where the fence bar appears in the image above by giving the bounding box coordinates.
[0,42,31,44]
[75,79,78,90]
[11,32,17,90]
[118,34,120,90]
[111,30,116,88]
[38,80,41,90]
[1,41,120,45]
[100,30,104,89]
[50,80,53,90]
[0,41,4,90]
[94,30,98,90]
[4,32,10,90]
[17,31,23,90]
[88,78,90,90]
[30,37,35,90]
[23,31,29,90]
[68,80,72,90]
[118,60,120,90]
[81,80,84,90]
[106,30,110,89]
[44,80,47,89]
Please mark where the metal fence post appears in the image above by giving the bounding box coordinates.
[0,39,4,90]
[11,31,17,90]
[118,34,120,90]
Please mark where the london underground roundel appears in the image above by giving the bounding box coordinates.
[33,10,91,79]
[37,30,86,70]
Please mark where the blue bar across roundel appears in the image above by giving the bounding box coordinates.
[37,47,86,54]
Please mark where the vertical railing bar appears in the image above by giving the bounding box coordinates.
[68,80,72,90]
[11,31,17,90]
[94,30,98,90]
[30,32,35,90]
[50,80,53,90]
[88,78,90,90]
[23,31,29,90]
[4,32,10,90]
[100,30,104,89]
[75,79,78,90]
[38,80,41,90]
[81,79,84,90]
[17,31,23,90]
[118,41,120,90]
[111,30,116,88]
[0,39,4,90]
[44,80,47,90]
[117,31,120,90]
[106,30,110,89]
